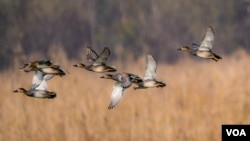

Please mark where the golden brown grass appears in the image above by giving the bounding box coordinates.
[1,49,250,141]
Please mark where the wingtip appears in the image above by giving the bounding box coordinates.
[108,105,115,109]
[147,54,155,61]
[207,25,212,28]
[111,68,117,72]
[207,26,215,33]
[158,82,167,88]
[49,94,57,99]
[147,54,152,58]
[103,47,111,54]
[103,46,110,51]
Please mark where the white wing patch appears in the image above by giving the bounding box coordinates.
[31,70,44,89]
[143,54,157,80]
[31,70,54,90]
[43,74,55,81]
[108,82,125,109]
[35,79,48,91]
[199,26,215,51]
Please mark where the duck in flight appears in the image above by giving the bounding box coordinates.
[100,72,142,109]
[14,60,67,98]
[13,70,57,99]
[133,54,166,90]
[73,47,116,73]
[177,26,222,62]
[19,59,67,76]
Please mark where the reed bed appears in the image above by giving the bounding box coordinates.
[0,49,249,141]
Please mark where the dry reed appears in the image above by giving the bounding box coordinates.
[0,49,250,141]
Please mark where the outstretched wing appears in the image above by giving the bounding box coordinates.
[143,54,157,80]
[108,82,125,109]
[86,46,98,64]
[35,79,48,91]
[93,47,110,66]
[19,63,31,70]
[31,70,54,90]
[199,26,215,51]
[31,70,44,89]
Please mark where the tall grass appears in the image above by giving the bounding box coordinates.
[0,49,250,141]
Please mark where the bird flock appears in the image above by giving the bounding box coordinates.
[13,26,222,109]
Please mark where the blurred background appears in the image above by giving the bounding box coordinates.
[0,0,250,141]
[0,0,249,69]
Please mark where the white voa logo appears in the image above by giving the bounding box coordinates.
[226,129,246,136]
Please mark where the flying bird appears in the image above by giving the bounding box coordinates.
[134,55,166,90]
[73,47,116,73]
[100,72,142,109]
[177,26,222,62]
[14,60,67,98]
[19,59,67,76]
[13,71,56,99]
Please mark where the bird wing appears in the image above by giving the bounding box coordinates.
[20,60,54,72]
[43,74,55,81]
[86,46,98,64]
[108,82,125,109]
[31,70,54,90]
[19,63,31,70]
[93,47,110,66]
[35,79,48,91]
[199,26,215,51]
[53,66,67,76]
[31,70,44,89]
[143,54,157,80]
